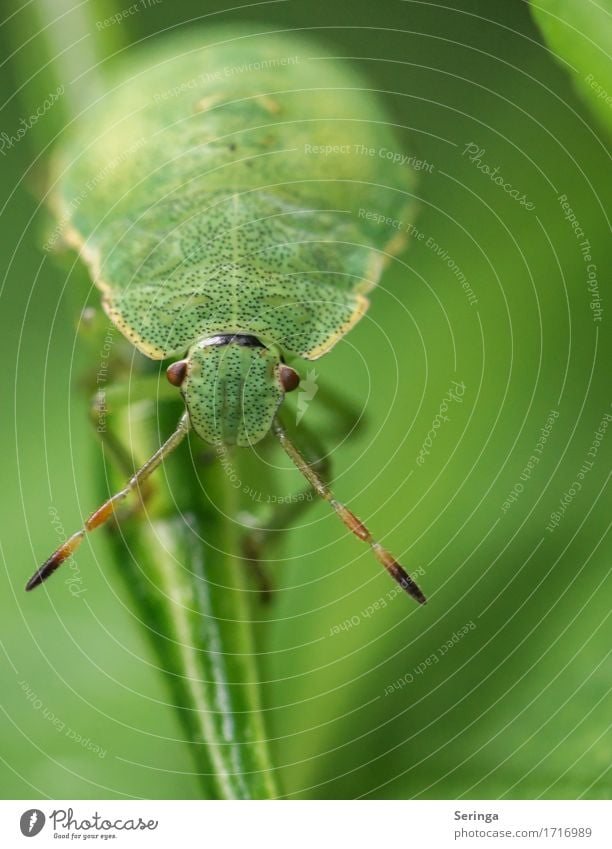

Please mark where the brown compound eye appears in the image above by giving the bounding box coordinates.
[278,364,300,392]
[166,359,188,387]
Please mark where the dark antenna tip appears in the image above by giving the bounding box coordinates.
[25,555,63,592]
[25,572,44,592]
[384,556,427,605]
[25,532,84,592]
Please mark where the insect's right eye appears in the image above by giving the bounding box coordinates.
[278,365,300,392]
[166,360,188,386]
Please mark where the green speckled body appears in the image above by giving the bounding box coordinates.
[53,26,416,445]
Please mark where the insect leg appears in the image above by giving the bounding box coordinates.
[272,417,426,605]
[25,412,191,591]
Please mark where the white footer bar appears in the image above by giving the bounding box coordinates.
[1,800,610,848]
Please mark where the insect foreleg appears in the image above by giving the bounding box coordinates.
[272,417,427,605]
[25,412,191,591]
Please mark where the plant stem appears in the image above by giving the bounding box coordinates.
[103,401,279,799]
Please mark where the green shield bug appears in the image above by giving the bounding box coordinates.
[26,26,426,605]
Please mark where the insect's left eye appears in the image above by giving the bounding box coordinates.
[278,365,300,392]
[167,360,188,386]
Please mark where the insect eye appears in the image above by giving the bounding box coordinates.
[166,360,188,386]
[278,365,300,392]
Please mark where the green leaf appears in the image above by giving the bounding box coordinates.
[530,0,612,137]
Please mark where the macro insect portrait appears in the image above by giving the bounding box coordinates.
[25,26,426,605]
[4,0,610,818]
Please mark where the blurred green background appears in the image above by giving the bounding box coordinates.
[0,0,610,800]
